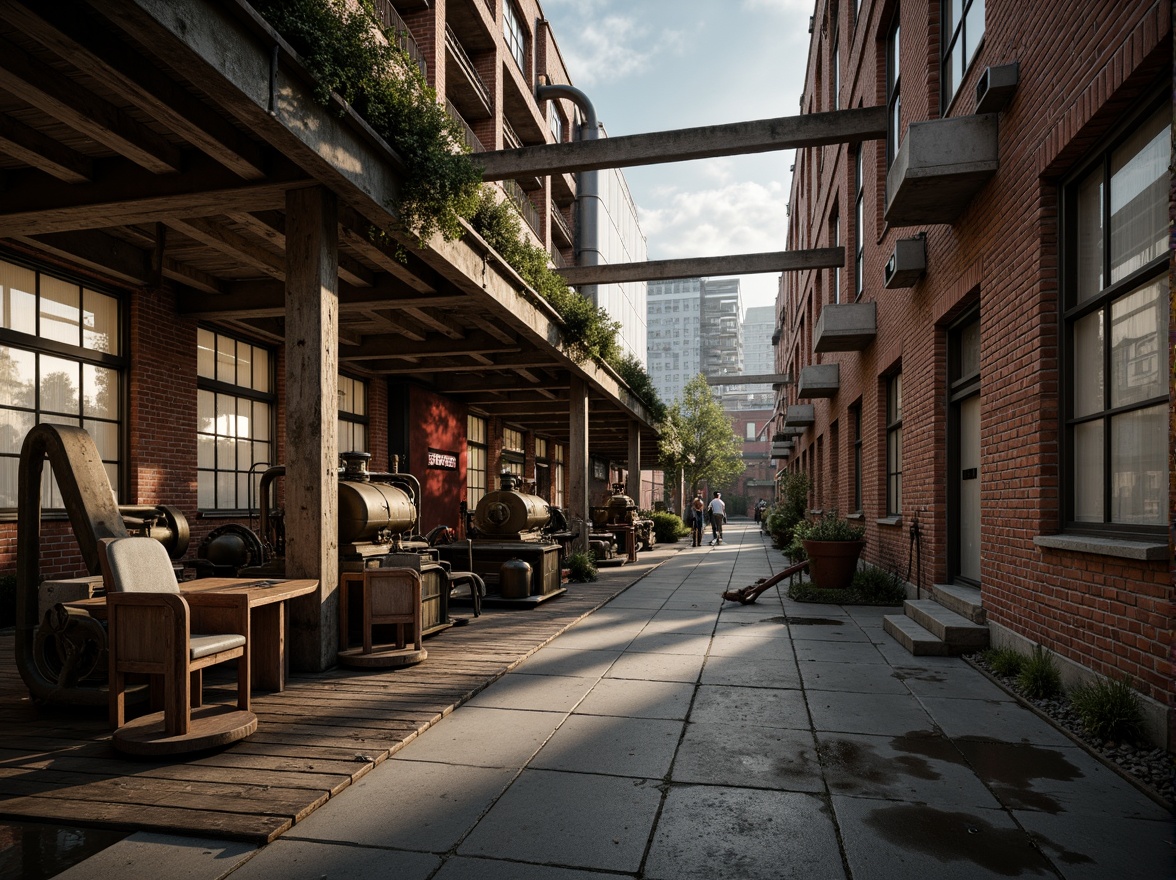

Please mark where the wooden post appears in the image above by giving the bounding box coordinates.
[568,376,589,553]
[626,421,641,505]
[284,185,339,671]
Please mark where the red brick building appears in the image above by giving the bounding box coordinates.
[776,0,1171,745]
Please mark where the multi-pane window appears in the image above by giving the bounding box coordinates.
[1065,102,1168,532]
[745,422,757,441]
[830,210,841,303]
[338,374,368,454]
[534,436,550,500]
[0,260,123,510]
[850,402,862,513]
[196,329,273,511]
[886,374,903,515]
[830,0,839,110]
[502,425,525,476]
[552,443,565,508]
[548,102,563,143]
[942,0,985,110]
[503,0,527,75]
[886,14,902,168]
[854,148,864,299]
[466,414,487,509]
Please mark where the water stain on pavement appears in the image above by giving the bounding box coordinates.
[955,738,1083,814]
[784,617,844,626]
[890,666,947,683]
[862,804,1056,875]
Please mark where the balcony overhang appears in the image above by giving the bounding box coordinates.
[796,364,840,398]
[779,424,806,437]
[814,302,876,353]
[770,443,794,458]
[884,115,998,226]
[784,404,815,427]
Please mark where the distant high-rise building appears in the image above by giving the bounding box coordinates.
[647,277,744,404]
[737,305,776,411]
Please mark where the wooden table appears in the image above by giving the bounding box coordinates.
[66,577,318,693]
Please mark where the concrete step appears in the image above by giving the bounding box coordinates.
[903,599,989,653]
[929,583,985,624]
[883,614,948,656]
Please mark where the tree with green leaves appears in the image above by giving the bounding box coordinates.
[659,374,744,496]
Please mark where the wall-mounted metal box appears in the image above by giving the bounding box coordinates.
[974,62,1019,114]
[884,235,926,288]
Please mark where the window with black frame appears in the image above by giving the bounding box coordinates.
[503,0,527,75]
[467,414,487,510]
[0,259,123,511]
[850,402,862,513]
[338,374,368,454]
[1063,99,1168,535]
[942,0,985,111]
[886,374,903,516]
[854,147,864,299]
[886,13,901,168]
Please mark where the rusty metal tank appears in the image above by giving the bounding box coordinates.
[474,473,550,538]
[338,479,417,544]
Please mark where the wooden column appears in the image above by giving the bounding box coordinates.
[568,377,589,552]
[626,421,641,504]
[284,185,339,671]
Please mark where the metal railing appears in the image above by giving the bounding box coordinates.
[501,178,542,238]
[370,0,427,77]
[549,246,567,268]
[550,207,572,244]
[445,24,492,114]
[445,99,485,153]
[502,118,523,150]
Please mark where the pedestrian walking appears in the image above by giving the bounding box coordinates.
[689,491,705,546]
[708,491,726,545]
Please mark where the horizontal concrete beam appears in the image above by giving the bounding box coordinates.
[477,107,887,179]
[706,373,791,386]
[556,248,843,285]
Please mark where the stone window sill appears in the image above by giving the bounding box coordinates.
[876,515,902,527]
[1033,534,1167,561]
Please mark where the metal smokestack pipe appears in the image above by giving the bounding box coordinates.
[535,82,600,307]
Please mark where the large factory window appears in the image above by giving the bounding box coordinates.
[534,437,550,501]
[467,414,487,509]
[502,426,524,476]
[338,374,368,453]
[196,328,273,512]
[552,443,565,508]
[0,258,123,511]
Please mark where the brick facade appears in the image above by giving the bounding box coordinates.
[779,0,1172,732]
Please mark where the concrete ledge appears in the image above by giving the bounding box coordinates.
[876,516,902,527]
[1033,534,1168,561]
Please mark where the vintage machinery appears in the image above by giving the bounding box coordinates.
[589,483,655,561]
[437,473,566,606]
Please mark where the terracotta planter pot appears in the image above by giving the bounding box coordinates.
[802,539,865,590]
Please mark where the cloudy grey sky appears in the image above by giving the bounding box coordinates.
[540,0,814,310]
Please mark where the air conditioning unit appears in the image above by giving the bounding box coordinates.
[884,234,926,288]
[974,62,1019,114]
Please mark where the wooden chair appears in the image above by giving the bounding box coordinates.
[100,537,251,738]
[362,567,422,654]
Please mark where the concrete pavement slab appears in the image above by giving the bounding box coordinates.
[626,630,713,655]
[606,650,706,682]
[223,839,439,879]
[457,769,661,873]
[816,731,1002,807]
[707,633,796,660]
[573,677,696,720]
[800,660,911,694]
[529,713,682,777]
[890,663,1013,700]
[465,672,595,712]
[643,785,846,880]
[433,856,631,880]
[832,795,1055,879]
[700,652,802,689]
[794,639,886,665]
[511,646,622,679]
[786,617,876,643]
[919,696,1075,746]
[285,760,516,852]
[390,706,563,768]
[53,833,254,880]
[1013,810,1175,880]
[642,611,720,635]
[673,721,824,792]
[690,684,810,729]
[807,690,938,737]
[954,739,1174,819]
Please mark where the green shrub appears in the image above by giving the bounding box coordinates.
[648,511,688,544]
[1069,675,1144,743]
[785,519,811,562]
[982,646,1026,678]
[566,551,597,583]
[0,574,14,628]
[766,471,810,550]
[1017,646,1062,699]
[851,565,907,603]
[804,511,866,542]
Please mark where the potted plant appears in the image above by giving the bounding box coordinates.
[801,512,866,591]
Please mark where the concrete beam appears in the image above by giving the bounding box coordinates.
[476,107,887,179]
[556,248,843,286]
[706,373,791,386]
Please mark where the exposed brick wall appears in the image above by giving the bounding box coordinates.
[780,0,1172,717]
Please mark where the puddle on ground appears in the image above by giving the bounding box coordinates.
[863,804,1056,875]
[784,617,844,626]
[0,820,126,880]
[954,738,1083,814]
[891,666,947,683]
[820,735,963,790]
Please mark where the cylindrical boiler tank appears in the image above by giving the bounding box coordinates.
[474,473,550,538]
[339,480,417,544]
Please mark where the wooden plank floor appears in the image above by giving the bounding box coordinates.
[0,553,669,843]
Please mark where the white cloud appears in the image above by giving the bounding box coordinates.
[639,179,789,260]
[559,15,655,86]
[740,0,814,13]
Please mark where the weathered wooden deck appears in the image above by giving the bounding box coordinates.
[0,555,666,843]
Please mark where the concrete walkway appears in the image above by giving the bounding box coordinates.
[60,523,1173,879]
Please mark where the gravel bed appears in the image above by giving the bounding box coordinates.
[967,653,1174,808]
